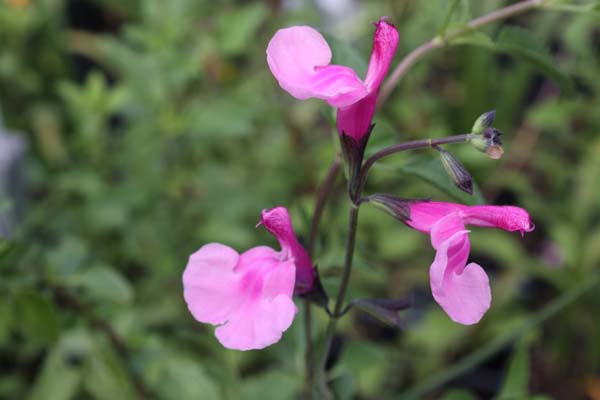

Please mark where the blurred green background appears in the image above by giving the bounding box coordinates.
[1,0,599,399]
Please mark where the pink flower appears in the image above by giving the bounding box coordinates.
[406,202,534,325]
[182,207,314,350]
[267,18,399,140]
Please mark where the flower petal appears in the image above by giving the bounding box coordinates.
[336,19,399,140]
[215,257,297,351]
[461,205,534,234]
[267,26,367,107]
[364,18,400,92]
[215,293,296,350]
[182,243,241,325]
[406,202,464,233]
[430,231,491,325]
[261,206,314,294]
[336,92,377,140]
[430,211,465,250]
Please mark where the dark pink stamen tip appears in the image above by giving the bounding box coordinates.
[372,16,391,27]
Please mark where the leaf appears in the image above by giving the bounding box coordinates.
[449,26,571,89]
[327,34,368,78]
[240,370,299,400]
[449,28,495,48]
[149,356,220,400]
[46,237,87,278]
[497,341,531,400]
[66,265,133,305]
[0,297,14,346]
[440,389,478,400]
[399,156,485,205]
[335,341,387,397]
[216,3,268,56]
[83,335,137,400]
[331,371,355,400]
[28,331,90,400]
[542,1,600,15]
[184,98,253,138]
[438,0,468,36]
[16,291,60,345]
[495,27,570,88]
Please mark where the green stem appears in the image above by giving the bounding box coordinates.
[308,155,342,257]
[314,134,470,394]
[305,155,342,399]
[317,204,360,395]
[303,299,314,399]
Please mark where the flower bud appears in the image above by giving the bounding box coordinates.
[470,127,504,159]
[350,297,412,328]
[436,147,473,195]
[471,110,496,134]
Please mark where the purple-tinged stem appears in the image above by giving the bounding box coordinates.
[305,155,342,399]
[378,0,547,104]
[357,134,473,195]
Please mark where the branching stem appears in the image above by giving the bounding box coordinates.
[378,0,547,104]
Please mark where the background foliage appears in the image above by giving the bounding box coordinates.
[1,0,599,399]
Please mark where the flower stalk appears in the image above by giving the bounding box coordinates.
[378,0,548,104]
[304,155,341,399]
[357,133,473,196]
[262,0,551,394]
[317,204,360,396]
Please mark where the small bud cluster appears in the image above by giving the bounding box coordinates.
[470,110,504,159]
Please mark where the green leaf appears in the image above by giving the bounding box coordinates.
[448,29,495,48]
[28,331,90,400]
[240,370,299,400]
[449,27,570,89]
[148,356,220,400]
[440,389,478,400]
[331,370,354,400]
[327,34,368,78]
[497,341,531,400]
[438,0,467,36]
[16,291,60,345]
[542,1,600,15]
[399,156,485,205]
[46,237,87,278]
[83,335,137,400]
[216,3,268,56]
[0,297,14,346]
[66,265,133,305]
[495,27,570,88]
[335,341,387,397]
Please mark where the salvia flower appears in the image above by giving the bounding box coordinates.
[406,201,534,325]
[182,207,314,350]
[267,18,399,141]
